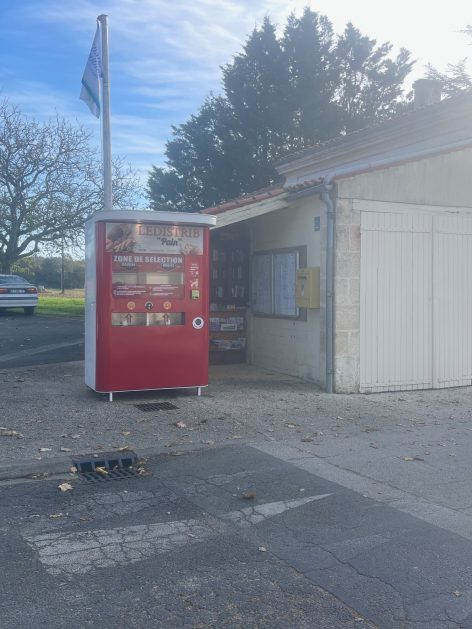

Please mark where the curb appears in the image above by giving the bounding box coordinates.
[0,442,225,481]
[0,456,73,481]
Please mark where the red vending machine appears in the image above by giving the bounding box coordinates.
[85,210,216,400]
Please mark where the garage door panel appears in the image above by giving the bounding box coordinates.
[433,216,472,388]
[360,211,472,393]
[360,212,433,393]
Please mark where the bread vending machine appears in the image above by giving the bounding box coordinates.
[85,210,216,400]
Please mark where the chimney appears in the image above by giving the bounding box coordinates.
[413,78,442,108]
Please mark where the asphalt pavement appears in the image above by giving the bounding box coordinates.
[3,315,472,626]
[2,445,472,628]
[0,311,84,367]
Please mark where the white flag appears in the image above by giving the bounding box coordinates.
[80,25,102,118]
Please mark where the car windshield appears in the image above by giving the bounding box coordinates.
[0,275,28,285]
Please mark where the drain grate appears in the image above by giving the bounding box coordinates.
[80,468,142,482]
[135,402,178,412]
[72,451,143,483]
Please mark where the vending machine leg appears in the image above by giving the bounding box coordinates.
[108,392,113,402]
[197,387,202,397]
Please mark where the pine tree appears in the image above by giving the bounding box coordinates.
[147,10,414,212]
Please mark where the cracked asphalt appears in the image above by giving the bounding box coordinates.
[3,313,472,626]
[2,445,472,627]
[1,447,377,629]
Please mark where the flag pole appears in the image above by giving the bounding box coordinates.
[98,14,112,212]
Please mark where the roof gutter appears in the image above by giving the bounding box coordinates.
[279,138,472,186]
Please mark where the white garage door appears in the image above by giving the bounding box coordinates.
[360,211,472,392]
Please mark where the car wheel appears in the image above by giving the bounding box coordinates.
[24,307,35,315]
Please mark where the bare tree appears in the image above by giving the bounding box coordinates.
[426,26,472,96]
[0,100,141,273]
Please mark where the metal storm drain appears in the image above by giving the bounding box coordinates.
[134,402,178,412]
[72,451,143,482]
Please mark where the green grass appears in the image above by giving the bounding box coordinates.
[36,295,85,317]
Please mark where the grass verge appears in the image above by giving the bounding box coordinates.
[37,295,85,317]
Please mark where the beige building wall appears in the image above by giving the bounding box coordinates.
[338,147,472,206]
[334,147,472,393]
[246,198,324,385]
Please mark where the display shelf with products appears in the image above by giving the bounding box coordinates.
[210,236,248,307]
[209,308,247,364]
[209,231,249,364]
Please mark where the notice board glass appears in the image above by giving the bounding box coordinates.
[252,247,304,318]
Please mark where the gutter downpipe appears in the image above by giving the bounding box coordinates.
[321,178,335,394]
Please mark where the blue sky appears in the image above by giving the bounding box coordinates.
[1,0,471,198]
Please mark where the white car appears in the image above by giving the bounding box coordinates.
[0,274,38,315]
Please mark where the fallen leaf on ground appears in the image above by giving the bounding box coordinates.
[69,466,77,474]
[369,443,379,449]
[49,513,64,519]
[174,421,187,429]
[95,466,108,475]
[70,434,81,439]
[57,482,73,492]
[241,491,256,500]
[120,431,131,436]
[285,423,297,428]
[258,546,267,552]
[402,455,424,462]
[116,445,133,452]
[0,428,23,438]
[60,447,71,453]
[202,440,215,446]
[39,447,51,452]
[230,435,242,439]
[453,590,462,597]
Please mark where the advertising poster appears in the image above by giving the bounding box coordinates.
[106,222,203,300]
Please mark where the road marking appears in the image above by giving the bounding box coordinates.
[0,339,83,364]
[25,517,219,576]
[221,494,332,526]
[24,493,331,577]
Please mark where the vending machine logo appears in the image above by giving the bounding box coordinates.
[106,222,203,255]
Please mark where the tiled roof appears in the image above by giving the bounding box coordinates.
[201,185,285,215]
[284,178,324,193]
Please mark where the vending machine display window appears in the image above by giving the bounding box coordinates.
[112,271,185,299]
[112,312,185,327]
[112,313,147,326]
[148,312,185,326]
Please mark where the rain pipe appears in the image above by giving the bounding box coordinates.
[321,179,335,394]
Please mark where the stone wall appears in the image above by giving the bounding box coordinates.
[334,198,361,393]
